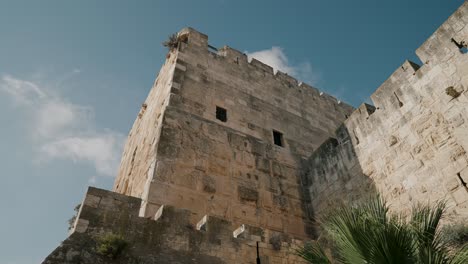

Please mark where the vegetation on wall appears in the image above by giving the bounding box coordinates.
[441,222,468,250]
[446,86,462,99]
[67,204,81,231]
[162,34,179,51]
[295,196,468,264]
[96,233,128,259]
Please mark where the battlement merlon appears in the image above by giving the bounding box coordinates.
[415,2,468,65]
[175,27,354,112]
[370,60,420,109]
[368,3,468,110]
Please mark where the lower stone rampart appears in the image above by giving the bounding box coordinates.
[43,187,306,264]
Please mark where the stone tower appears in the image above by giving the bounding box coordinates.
[113,27,353,239]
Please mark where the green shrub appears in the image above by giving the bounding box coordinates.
[295,197,468,264]
[96,233,128,259]
[67,203,81,230]
[446,86,461,98]
[162,34,179,51]
[441,222,468,248]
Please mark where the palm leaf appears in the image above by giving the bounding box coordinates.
[296,195,468,264]
[410,201,451,264]
[295,241,332,264]
[323,197,387,263]
[449,245,468,264]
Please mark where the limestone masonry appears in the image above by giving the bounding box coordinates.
[45,2,468,263]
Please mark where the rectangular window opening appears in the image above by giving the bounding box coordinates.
[216,106,227,122]
[273,130,284,147]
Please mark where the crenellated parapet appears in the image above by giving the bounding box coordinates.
[44,187,306,264]
[305,2,468,222]
[416,2,468,65]
[175,27,352,114]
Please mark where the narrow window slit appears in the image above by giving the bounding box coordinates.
[353,130,360,145]
[457,173,468,191]
[394,92,403,107]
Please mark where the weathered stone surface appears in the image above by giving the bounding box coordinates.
[238,186,259,203]
[45,3,468,263]
[307,2,468,224]
[113,27,352,239]
[43,188,307,264]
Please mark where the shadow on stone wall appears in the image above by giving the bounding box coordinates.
[297,124,378,238]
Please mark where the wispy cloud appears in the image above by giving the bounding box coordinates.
[0,73,124,177]
[246,46,320,85]
[1,75,46,104]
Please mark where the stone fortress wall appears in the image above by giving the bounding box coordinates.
[44,187,307,264]
[44,2,468,263]
[306,2,468,222]
[113,27,354,239]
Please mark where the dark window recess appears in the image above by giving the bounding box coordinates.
[273,130,284,147]
[216,106,227,122]
[451,38,468,54]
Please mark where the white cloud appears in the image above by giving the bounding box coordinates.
[0,75,46,104]
[0,74,124,177]
[41,134,123,176]
[246,47,320,85]
[35,100,92,138]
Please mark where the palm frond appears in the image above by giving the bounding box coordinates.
[296,195,468,264]
[368,222,417,264]
[410,201,451,264]
[323,197,387,263]
[449,245,468,264]
[295,241,332,264]
[410,201,446,244]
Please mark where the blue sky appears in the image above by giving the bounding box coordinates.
[0,0,464,263]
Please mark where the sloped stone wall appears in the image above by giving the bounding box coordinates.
[43,187,306,264]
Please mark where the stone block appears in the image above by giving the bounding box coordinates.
[228,132,247,151]
[83,194,100,208]
[459,166,468,183]
[445,176,460,191]
[238,186,259,203]
[452,187,468,204]
[206,195,231,219]
[202,175,216,193]
[273,195,289,210]
[72,219,89,233]
[255,157,270,173]
[251,140,265,156]
[232,203,258,225]
[260,190,274,209]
